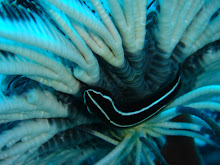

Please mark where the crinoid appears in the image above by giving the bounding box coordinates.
[0,0,220,164]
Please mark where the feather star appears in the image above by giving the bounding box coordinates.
[0,0,219,164]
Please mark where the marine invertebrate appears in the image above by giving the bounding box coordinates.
[83,68,181,127]
[0,0,219,164]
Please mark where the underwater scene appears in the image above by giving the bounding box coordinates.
[0,0,220,164]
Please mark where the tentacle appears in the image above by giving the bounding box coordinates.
[0,3,88,69]
[108,136,136,165]
[176,106,220,137]
[174,0,220,62]
[149,101,220,124]
[0,2,83,94]
[95,134,133,165]
[168,85,220,108]
[39,2,100,84]
[0,88,69,122]
[44,0,125,67]
[139,135,168,165]
[0,118,75,160]
[26,129,93,163]
[135,137,142,165]
[106,0,147,65]
[76,126,119,146]
[152,127,218,146]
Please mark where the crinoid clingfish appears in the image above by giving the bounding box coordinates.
[0,0,219,164]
